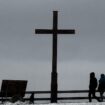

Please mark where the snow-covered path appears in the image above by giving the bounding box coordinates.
[2,102,105,105]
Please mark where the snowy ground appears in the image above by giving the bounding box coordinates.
[2,101,105,105]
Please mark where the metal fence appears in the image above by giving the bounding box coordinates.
[0,90,102,103]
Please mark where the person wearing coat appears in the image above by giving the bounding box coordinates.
[88,72,100,102]
[98,74,105,102]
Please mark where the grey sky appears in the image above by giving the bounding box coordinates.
[0,0,105,91]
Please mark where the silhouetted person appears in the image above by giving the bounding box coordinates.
[98,74,105,102]
[88,72,100,102]
[29,92,34,104]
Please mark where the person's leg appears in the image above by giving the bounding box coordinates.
[89,91,92,102]
[100,92,104,102]
[93,91,100,102]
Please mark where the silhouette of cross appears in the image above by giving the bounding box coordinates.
[35,11,75,103]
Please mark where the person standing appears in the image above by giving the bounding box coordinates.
[88,72,100,102]
[98,74,105,102]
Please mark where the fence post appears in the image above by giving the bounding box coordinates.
[29,92,34,104]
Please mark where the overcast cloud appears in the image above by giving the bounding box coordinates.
[0,0,105,91]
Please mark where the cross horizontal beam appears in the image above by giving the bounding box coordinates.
[35,29,75,34]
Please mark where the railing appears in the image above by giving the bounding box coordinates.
[0,90,102,103]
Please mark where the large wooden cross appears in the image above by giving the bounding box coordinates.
[35,11,75,103]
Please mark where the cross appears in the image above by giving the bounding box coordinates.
[35,11,75,103]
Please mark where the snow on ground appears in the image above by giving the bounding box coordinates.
[2,101,105,105]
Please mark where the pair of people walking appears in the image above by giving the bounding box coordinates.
[89,72,105,102]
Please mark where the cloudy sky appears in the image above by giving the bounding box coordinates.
[0,0,105,91]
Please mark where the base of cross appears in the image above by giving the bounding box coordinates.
[51,72,58,103]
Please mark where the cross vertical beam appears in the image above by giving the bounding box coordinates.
[35,11,75,103]
[51,11,58,103]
